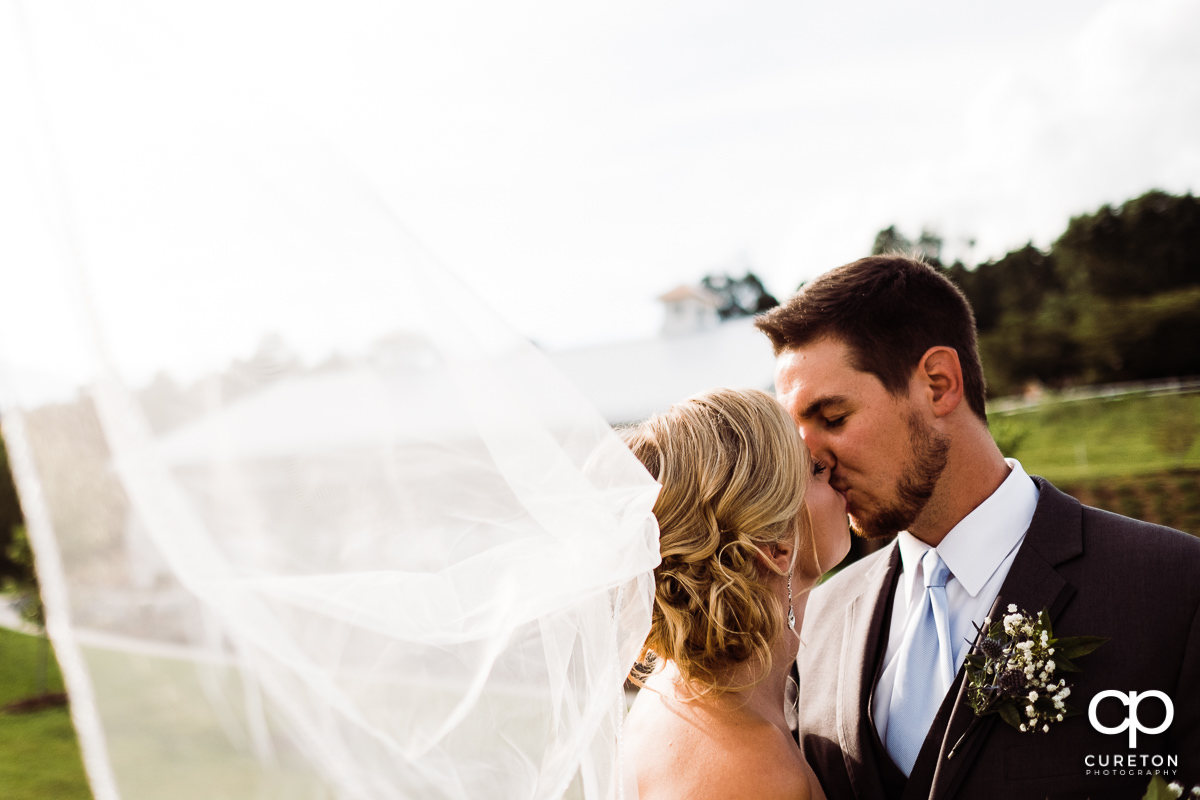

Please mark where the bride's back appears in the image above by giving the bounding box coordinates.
[623,669,818,800]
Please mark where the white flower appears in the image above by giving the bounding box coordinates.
[1168,783,1184,798]
[1027,691,1038,702]
[1042,724,1050,732]
[1045,660,1055,673]
[1019,723,1027,732]
[1026,705,1036,718]
[1056,714,1063,721]
[1008,604,1018,613]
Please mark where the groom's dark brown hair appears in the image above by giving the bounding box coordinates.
[755,254,989,421]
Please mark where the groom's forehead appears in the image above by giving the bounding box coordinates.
[774,340,882,407]
[775,338,865,388]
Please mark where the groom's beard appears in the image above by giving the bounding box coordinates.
[850,411,950,540]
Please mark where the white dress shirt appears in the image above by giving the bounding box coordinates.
[872,459,1039,745]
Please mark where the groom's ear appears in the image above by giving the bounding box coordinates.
[916,346,963,418]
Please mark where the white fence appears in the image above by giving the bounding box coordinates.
[989,376,1200,415]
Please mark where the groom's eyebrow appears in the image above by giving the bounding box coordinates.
[798,395,849,420]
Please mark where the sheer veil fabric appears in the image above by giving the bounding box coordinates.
[0,2,661,798]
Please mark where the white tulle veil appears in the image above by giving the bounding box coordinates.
[0,2,661,798]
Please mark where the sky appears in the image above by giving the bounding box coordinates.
[350,0,1200,350]
[0,0,1198,391]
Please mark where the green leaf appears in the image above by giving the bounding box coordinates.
[1141,773,1174,800]
[997,703,1023,731]
[1056,635,1109,659]
[1053,655,1081,673]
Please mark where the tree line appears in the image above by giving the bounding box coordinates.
[872,189,1200,397]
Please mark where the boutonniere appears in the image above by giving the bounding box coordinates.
[964,604,1108,734]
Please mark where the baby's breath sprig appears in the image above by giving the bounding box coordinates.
[964,604,1107,734]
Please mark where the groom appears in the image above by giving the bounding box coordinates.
[756,255,1200,799]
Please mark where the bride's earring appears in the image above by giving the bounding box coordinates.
[787,570,796,630]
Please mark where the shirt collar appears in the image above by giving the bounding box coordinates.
[896,459,1039,599]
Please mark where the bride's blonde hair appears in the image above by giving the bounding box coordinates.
[622,387,816,696]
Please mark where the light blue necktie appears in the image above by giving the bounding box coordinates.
[885,548,955,777]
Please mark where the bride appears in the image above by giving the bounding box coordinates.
[620,388,850,800]
[1,6,848,798]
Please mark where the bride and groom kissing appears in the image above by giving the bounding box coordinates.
[620,255,1199,800]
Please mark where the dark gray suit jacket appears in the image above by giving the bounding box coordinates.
[797,477,1200,800]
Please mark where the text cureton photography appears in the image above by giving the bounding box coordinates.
[1084,753,1180,778]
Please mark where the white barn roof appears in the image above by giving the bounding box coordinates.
[151,314,779,463]
[549,315,777,425]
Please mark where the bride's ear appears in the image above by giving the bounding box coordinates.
[759,541,793,575]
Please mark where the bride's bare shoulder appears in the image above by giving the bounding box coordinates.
[624,688,819,800]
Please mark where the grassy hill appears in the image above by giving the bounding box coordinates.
[990,388,1199,532]
[0,627,90,800]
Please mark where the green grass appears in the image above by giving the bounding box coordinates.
[1052,468,1200,534]
[0,627,91,800]
[77,645,334,800]
[2,627,541,800]
[991,390,1200,533]
[990,391,1200,482]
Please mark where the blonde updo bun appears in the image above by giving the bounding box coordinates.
[622,387,814,696]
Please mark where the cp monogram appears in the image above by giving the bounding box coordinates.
[1088,690,1174,748]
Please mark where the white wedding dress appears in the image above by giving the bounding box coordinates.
[0,3,660,798]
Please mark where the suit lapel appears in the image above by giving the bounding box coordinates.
[838,542,901,800]
[920,477,1083,800]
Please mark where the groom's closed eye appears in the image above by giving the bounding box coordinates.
[798,395,851,425]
